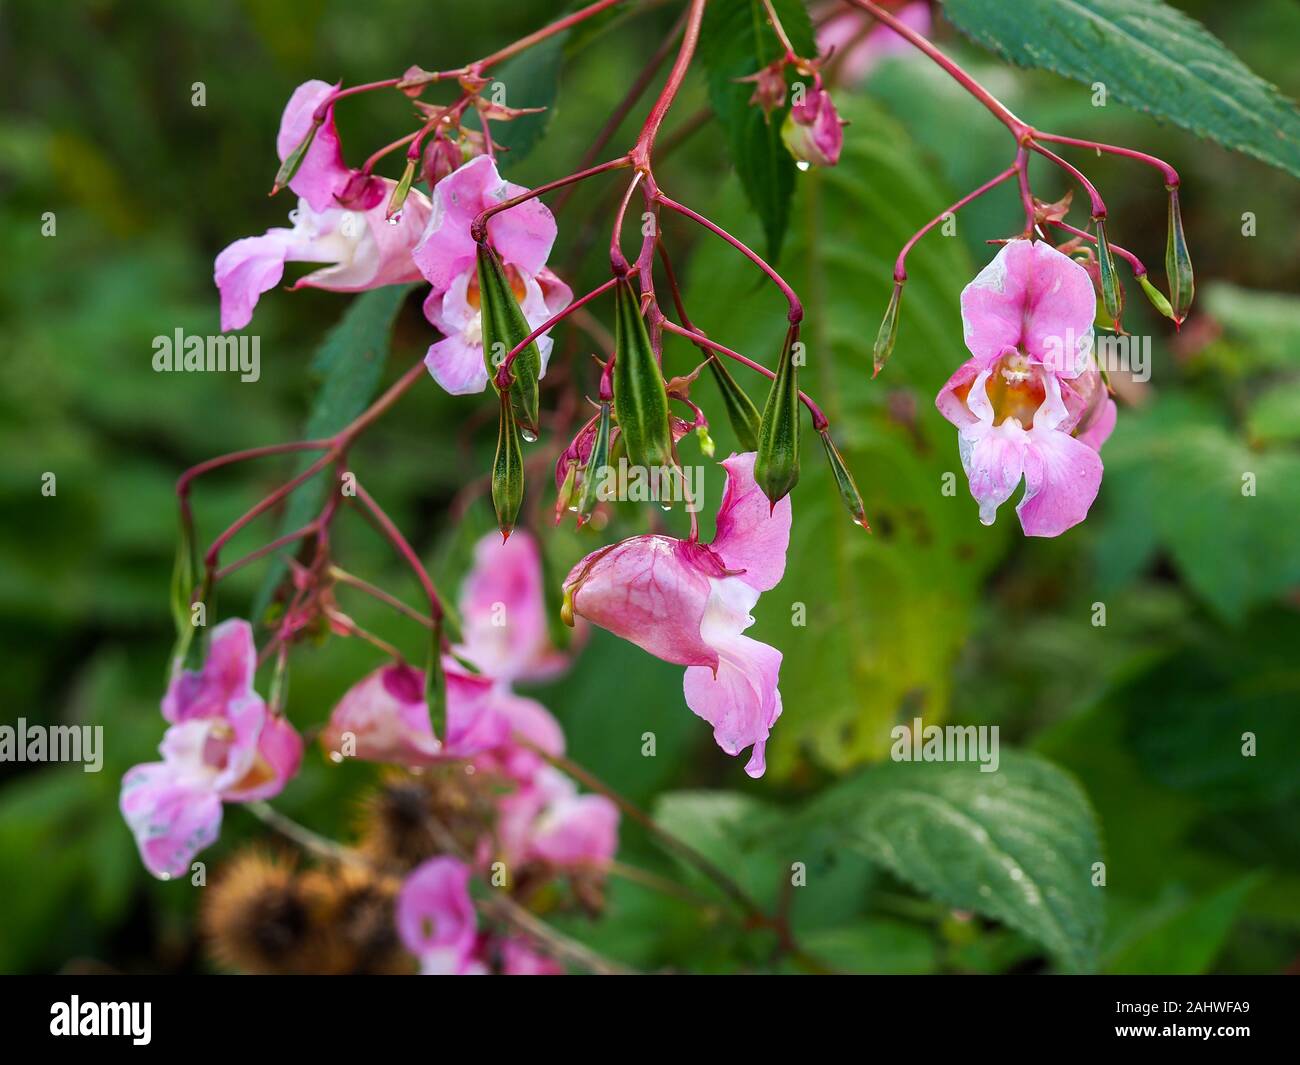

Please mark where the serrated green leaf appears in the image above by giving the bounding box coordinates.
[942,0,1300,178]
[787,751,1106,972]
[701,0,816,260]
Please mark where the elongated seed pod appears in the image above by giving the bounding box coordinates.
[491,391,524,540]
[612,277,673,470]
[705,355,762,452]
[755,323,802,507]
[819,429,869,530]
[477,242,543,438]
[1164,186,1194,326]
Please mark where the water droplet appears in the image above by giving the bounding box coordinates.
[520,428,538,444]
[796,160,811,172]
[659,502,673,512]
[387,212,402,226]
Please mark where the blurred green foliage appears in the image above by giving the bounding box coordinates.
[0,0,1297,974]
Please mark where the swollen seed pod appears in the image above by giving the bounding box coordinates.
[755,324,802,507]
[705,355,762,452]
[574,401,612,525]
[271,119,321,195]
[386,157,417,220]
[873,281,904,378]
[491,392,524,540]
[1094,220,1125,330]
[477,242,543,438]
[819,429,869,530]
[1137,274,1175,321]
[1165,186,1194,326]
[612,277,673,470]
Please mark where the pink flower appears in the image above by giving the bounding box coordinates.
[413,156,572,395]
[816,2,932,85]
[319,660,514,767]
[120,619,303,879]
[563,452,790,778]
[500,938,564,976]
[936,239,1116,537]
[396,857,488,975]
[455,530,570,685]
[496,766,619,871]
[215,80,431,332]
[781,82,843,168]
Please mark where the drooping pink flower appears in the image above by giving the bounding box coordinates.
[396,857,488,975]
[413,156,572,395]
[215,80,431,332]
[563,452,790,778]
[318,659,515,767]
[455,530,570,685]
[936,239,1116,537]
[496,766,619,871]
[781,82,843,168]
[816,1,932,86]
[120,619,303,879]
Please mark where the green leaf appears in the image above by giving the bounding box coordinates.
[797,920,938,975]
[1248,380,1300,445]
[942,0,1300,178]
[1104,877,1260,974]
[1204,282,1300,370]
[787,751,1106,972]
[253,285,411,616]
[467,37,564,167]
[1102,397,1300,622]
[701,0,816,260]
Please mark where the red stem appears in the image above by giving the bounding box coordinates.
[894,164,1018,281]
[351,481,444,623]
[1029,142,1107,219]
[1046,219,1147,276]
[497,275,624,385]
[471,157,631,243]
[631,0,707,163]
[1035,132,1180,187]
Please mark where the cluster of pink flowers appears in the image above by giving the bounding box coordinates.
[937,239,1115,536]
[215,81,571,402]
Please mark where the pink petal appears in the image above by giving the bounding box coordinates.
[456,530,565,684]
[223,713,303,803]
[320,663,443,767]
[527,772,619,867]
[413,156,557,293]
[960,240,1096,372]
[443,665,514,758]
[120,761,223,880]
[1076,396,1117,452]
[710,452,792,592]
[564,535,718,669]
[396,856,482,974]
[682,578,783,778]
[292,183,430,293]
[277,80,349,213]
[500,938,564,976]
[1017,425,1104,537]
[162,618,260,724]
[935,357,982,429]
[960,419,1028,527]
[214,229,296,333]
[471,689,565,783]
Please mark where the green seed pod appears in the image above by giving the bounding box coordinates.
[1137,274,1175,321]
[574,401,612,525]
[705,355,761,452]
[612,277,673,470]
[1094,220,1125,330]
[491,391,524,540]
[477,242,543,438]
[386,156,418,220]
[554,459,577,525]
[755,323,802,507]
[168,514,204,672]
[424,620,447,740]
[271,119,321,195]
[1164,186,1194,326]
[818,429,869,530]
[872,281,904,378]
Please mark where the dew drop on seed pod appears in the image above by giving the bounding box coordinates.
[796,160,811,172]
[520,428,538,443]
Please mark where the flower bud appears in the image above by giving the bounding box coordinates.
[819,429,869,530]
[612,277,674,470]
[478,242,543,438]
[1164,186,1194,327]
[386,156,418,222]
[1137,274,1175,322]
[736,60,788,119]
[780,84,843,168]
[705,355,762,452]
[1094,220,1124,330]
[873,281,903,378]
[492,392,524,540]
[755,323,802,507]
[575,400,612,526]
[422,136,463,189]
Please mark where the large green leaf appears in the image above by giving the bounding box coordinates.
[786,750,1106,972]
[253,285,412,615]
[1104,877,1260,974]
[700,0,816,261]
[680,96,1004,776]
[942,0,1300,178]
